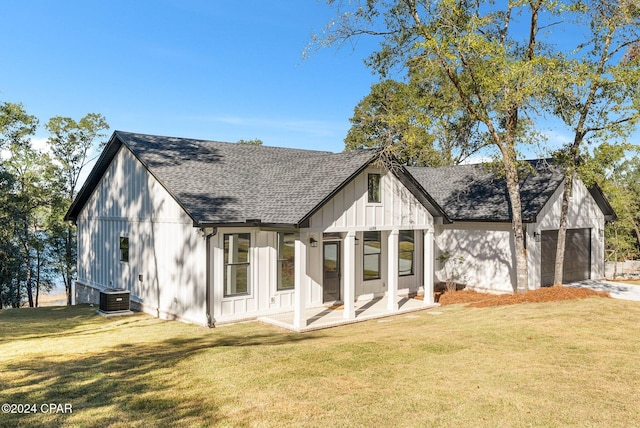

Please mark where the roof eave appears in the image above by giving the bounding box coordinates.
[198,221,298,229]
[64,132,124,222]
[587,183,617,222]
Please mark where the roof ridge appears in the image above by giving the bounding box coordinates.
[114,130,334,155]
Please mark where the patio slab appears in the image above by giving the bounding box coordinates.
[259,297,440,332]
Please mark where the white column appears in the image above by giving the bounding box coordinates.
[424,228,435,305]
[293,233,308,330]
[343,231,356,320]
[387,229,399,311]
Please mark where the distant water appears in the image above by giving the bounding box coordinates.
[37,283,68,307]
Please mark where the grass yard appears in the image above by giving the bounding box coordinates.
[1,298,640,427]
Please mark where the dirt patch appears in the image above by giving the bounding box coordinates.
[436,286,610,308]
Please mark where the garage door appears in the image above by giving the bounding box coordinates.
[540,228,591,286]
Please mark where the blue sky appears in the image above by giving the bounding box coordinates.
[0,1,381,153]
[1,1,636,164]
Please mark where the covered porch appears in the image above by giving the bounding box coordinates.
[283,228,437,332]
[259,295,439,332]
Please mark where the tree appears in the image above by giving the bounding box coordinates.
[346,77,487,166]
[549,0,640,284]
[580,143,640,264]
[0,168,21,308]
[0,102,48,308]
[237,138,263,145]
[317,0,561,292]
[46,113,109,305]
[5,144,55,308]
[0,102,38,150]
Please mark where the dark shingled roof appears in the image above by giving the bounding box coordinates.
[407,160,566,222]
[66,131,396,226]
[66,132,614,226]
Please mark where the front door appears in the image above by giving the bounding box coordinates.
[323,242,341,303]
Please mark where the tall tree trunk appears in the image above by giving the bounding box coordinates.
[502,146,529,293]
[553,168,576,285]
[23,222,34,308]
[632,218,640,254]
[35,247,41,308]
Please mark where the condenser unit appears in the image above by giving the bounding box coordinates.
[99,288,130,312]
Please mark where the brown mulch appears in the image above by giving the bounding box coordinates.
[435,286,610,308]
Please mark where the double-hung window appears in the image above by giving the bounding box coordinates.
[399,230,415,276]
[363,231,382,280]
[277,232,295,290]
[224,233,251,297]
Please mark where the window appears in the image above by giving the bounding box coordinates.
[119,237,129,262]
[399,230,414,276]
[368,173,381,203]
[277,233,295,290]
[224,233,251,297]
[363,231,381,280]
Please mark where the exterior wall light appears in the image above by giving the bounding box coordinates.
[309,237,318,247]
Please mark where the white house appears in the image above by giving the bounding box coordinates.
[66,132,615,329]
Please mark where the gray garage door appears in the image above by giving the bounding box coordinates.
[541,228,591,286]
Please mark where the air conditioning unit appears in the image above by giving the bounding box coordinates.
[99,288,130,312]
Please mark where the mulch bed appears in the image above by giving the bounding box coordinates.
[435,286,610,308]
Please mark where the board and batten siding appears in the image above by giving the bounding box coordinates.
[527,177,606,287]
[309,168,433,232]
[76,146,207,325]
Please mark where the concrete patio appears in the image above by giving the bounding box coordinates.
[259,297,440,332]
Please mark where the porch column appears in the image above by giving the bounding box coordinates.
[387,229,399,311]
[423,228,435,305]
[343,231,356,320]
[293,233,308,330]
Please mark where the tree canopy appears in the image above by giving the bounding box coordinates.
[0,103,109,308]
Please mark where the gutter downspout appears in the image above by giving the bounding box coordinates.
[204,227,217,328]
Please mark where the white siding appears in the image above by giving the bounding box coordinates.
[527,177,606,287]
[308,167,434,304]
[76,146,207,324]
[309,168,433,231]
[210,228,298,324]
[435,222,516,293]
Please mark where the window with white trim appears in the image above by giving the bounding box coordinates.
[277,232,295,290]
[224,233,251,297]
[363,231,381,280]
[399,230,414,276]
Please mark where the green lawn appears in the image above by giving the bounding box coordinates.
[1,298,640,427]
